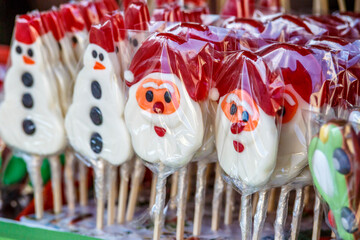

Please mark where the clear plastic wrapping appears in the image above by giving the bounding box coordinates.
[124,31,214,176]
[212,50,284,194]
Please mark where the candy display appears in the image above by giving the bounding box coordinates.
[2,0,360,239]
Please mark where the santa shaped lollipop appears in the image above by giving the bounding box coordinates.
[59,3,88,61]
[258,43,326,187]
[65,20,132,229]
[124,32,212,239]
[0,17,66,218]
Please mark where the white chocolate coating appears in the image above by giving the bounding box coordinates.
[65,30,88,62]
[125,72,204,169]
[65,44,133,166]
[0,39,66,155]
[215,95,278,187]
[269,85,309,186]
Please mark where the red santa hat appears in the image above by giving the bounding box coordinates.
[211,50,283,116]
[125,32,213,102]
[152,3,182,22]
[102,0,119,11]
[155,0,177,7]
[94,1,109,20]
[89,20,115,53]
[41,11,65,41]
[184,0,207,7]
[258,43,325,106]
[124,1,150,30]
[78,1,101,31]
[15,14,44,44]
[102,11,126,42]
[59,3,86,33]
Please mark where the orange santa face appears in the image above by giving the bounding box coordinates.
[136,78,181,115]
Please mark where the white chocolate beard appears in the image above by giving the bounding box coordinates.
[0,67,66,156]
[215,102,278,188]
[270,95,309,186]
[125,75,204,169]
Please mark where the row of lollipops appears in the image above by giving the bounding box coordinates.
[2,0,360,239]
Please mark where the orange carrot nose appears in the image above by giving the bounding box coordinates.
[94,61,105,70]
[23,56,35,65]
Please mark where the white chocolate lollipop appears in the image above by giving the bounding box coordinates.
[212,51,280,189]
[124,33,213,169]
[258,43,325,187]
[59,3,88,62]
[65,21,133,166]
[0,17,66,156]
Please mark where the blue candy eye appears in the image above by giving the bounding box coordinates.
[242,111,249,122]
[230,103,237,115]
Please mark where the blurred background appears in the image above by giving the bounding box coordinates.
[0,0,357,45]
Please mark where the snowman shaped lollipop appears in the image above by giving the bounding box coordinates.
[65,20,133,229]
[0,16,66,218]
[59,3,88,62]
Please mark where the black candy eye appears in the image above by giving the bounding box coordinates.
[72,36,78,44]
[133,39,138,47]
[341,207,358,233]
[146,90,153,102]
[277,106,286,117]
[333,148,351,175]
[99,53,104,61]
[164,91,171,103]
[242,111,249,122]
[16,46,22,54]
[58,42,62,51]
[116,46,119,53]
[92,50,97,58]
[27,48,33,57]
[230,103,237,115]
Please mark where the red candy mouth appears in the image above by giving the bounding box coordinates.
[233,141,245,153]
[154,126,166,137]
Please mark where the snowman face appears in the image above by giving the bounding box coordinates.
[216,89,278,187]
[11,39,44,69]
[125,72,204,168]
[83,44,114,72]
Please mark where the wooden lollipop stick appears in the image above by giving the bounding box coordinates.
[356,0,360,13]
[25,155,44,219]
[252,192,259,216]
[176,166,189,240]
[267,188,277,213]
[150,173,158,208]
[337,0,346,11]
[224,183,234,226]
[303,186,310,210]
[211,162,225,231]
[252,190,270,240]
[49,155,63,214]
[64,149,76,211]
[240,194,252,240]
[94,159,106,229]
[290,187,305,240]
[280,0,291,13]
[312,193,322,240]
[169,171,179,210]
[193,160,208,236]
[274,184,292,240]
[117,161,131,224]
[107,164,118,226]
[126,158,145,222]
[153,163,167,240]
[313,0,329,15]
[79,161,88,207]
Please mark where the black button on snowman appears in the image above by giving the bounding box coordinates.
[89,50,104,154]
[21,69,36,135]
